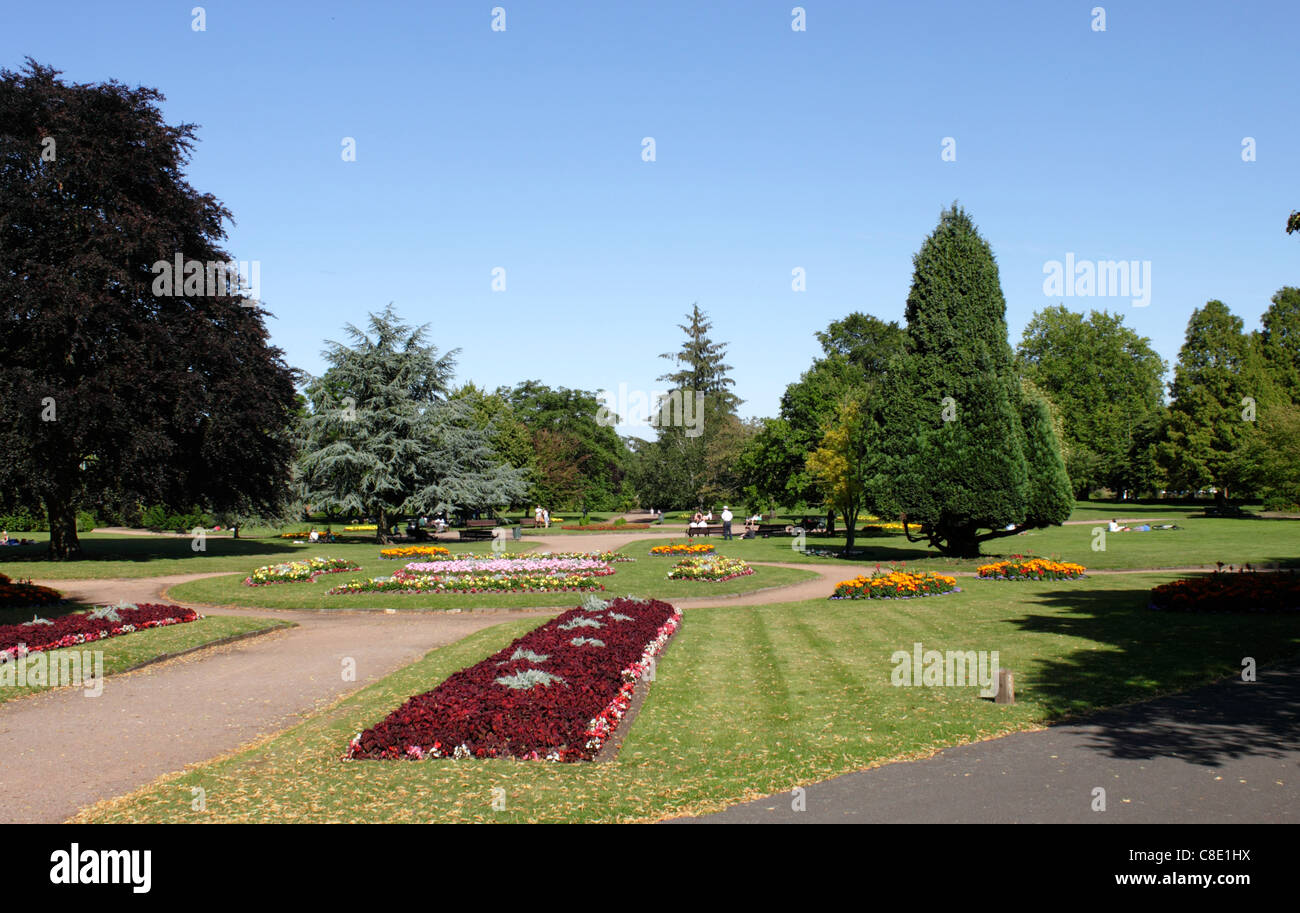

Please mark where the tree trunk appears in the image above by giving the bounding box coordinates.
[843,507,858,551]
[825,509,835,536]
[939,526,982,559]
[45,493,83,560]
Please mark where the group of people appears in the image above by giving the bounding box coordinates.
[1,530,37,546]
[533,506,551,528]
[688,507,763,540]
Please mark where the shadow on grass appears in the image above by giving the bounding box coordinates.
[1006,585,1300,765]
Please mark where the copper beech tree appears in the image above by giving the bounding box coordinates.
[0,61,298,557]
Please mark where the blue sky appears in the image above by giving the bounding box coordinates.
[4,1,1296,434]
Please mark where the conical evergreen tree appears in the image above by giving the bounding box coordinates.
[873,205,1071,556]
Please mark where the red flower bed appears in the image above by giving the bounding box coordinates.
[0,603,202,663]
[0,573,63,608]
[346,596,681,762]
[1149,568,1300,613]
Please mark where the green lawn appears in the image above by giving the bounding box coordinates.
[0,614,290,703]
[74,573,1300,823]
[634,513,1300,571]
[163,553,817,610]
[0,534,539,580]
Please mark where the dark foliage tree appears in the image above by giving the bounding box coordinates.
[873,205,1072,557]
[0,60,297,558]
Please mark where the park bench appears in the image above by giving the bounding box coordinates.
[754,523,789,538]
[466,518,501,528]
[458,527,498,542]
[685,524,726,537]
[518,517,539,528]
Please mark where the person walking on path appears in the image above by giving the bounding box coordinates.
[721,505,734,540]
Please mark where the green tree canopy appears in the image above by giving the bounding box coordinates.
[873,205,1072,557]
[1258,286,1300,400]
[501,381,629,511]
[631,304,743,508]
[1159,300,1279,503]
[1016,306,1167,496]
[296,306,526,540]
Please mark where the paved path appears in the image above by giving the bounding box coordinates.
[0,573,553,823]
[676,662,1300,823]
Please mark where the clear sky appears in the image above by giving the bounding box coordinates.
[4,1,1296,435]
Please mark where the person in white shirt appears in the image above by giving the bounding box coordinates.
[1107,518,1122,533]
[542,508,550,528]
[720,506,734,540]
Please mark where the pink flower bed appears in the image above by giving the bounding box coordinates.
[401,557,614,576]
[0,603,202,663]
[345,596,681,762]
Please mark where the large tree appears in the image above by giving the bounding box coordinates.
[296,307,526,540]
[1258,287,1300,401]
[1017,306,1167,496]
[0,60,297,558]
[805,394,880,551]
[632,304,743,507]
[738,312,902,516]
[1159,300,1278,505]
[503,381,629,511]
[873,205,1073,557]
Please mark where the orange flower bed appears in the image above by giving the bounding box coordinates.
[831,569,959,600]
[1150,567,1299,613]
[650,543,715,556]
[977,556,1086,580]
[0,573,64,608]
[379,545,452,560]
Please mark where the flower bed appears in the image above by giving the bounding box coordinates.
[830,569,959,599]
[243,557,360,587]
[536,550,636,564]
[650,543,714,557]
[329,572,606,595]
[977,556,1087,580]
[0,573,64,609]
[1149,567,1300,613]
[345,525,377,532]
[345,596,681,761]
[666,556,754,582]
[1,603,202,663]
[402,557,614,576]
[379,545,451,560]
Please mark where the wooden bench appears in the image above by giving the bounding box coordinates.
[685,524,726,537]
[466,518,501,529]
[754,523,789,538]
[458,527,498,542]
[518,517,539,528]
